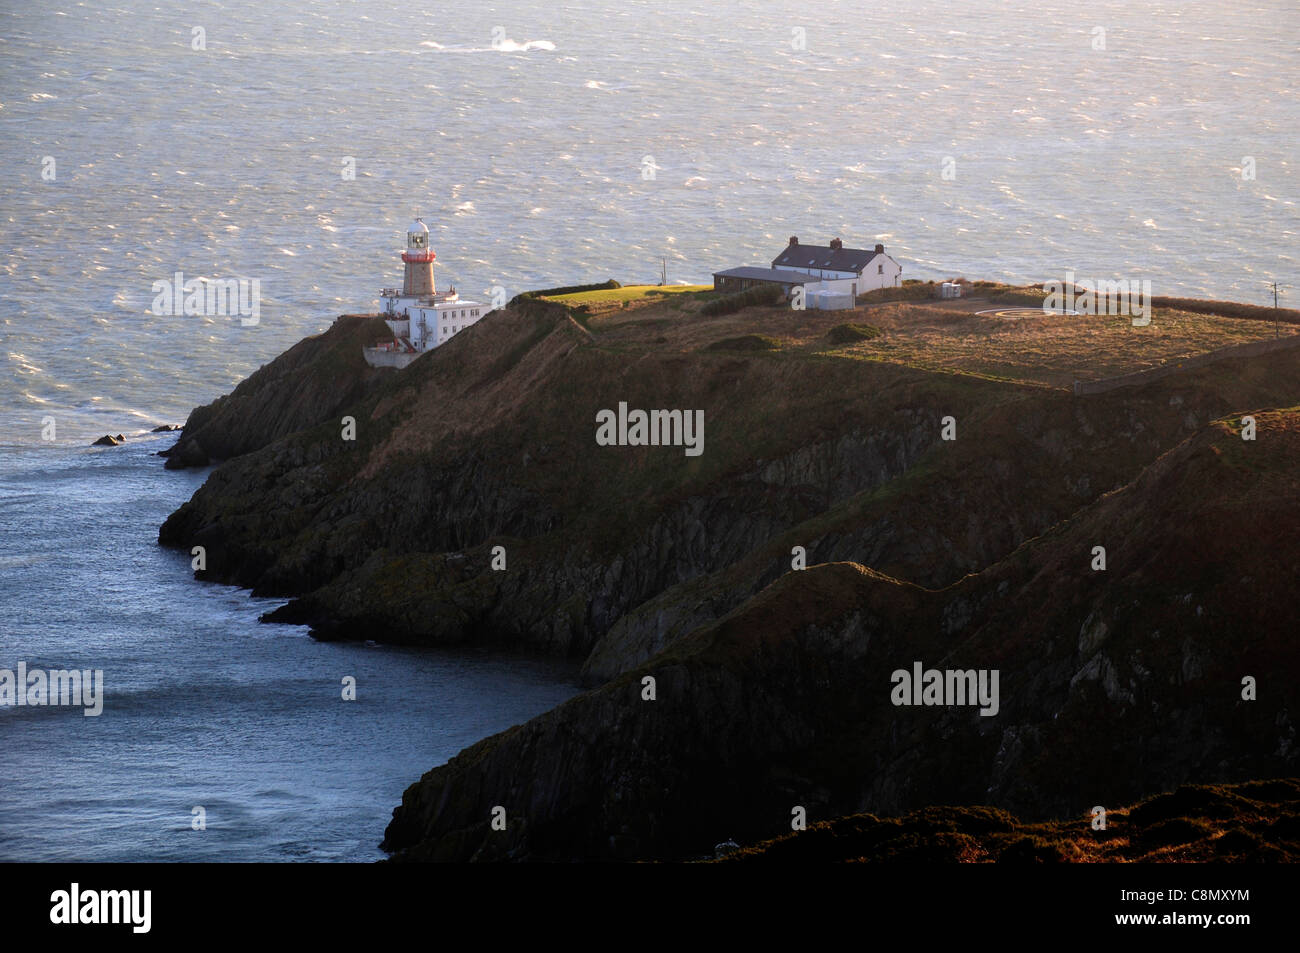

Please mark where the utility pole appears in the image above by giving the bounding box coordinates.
[1267,281,1285,337]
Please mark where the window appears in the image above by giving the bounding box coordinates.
[878,264,883,274]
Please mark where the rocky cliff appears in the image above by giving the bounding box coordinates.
[381,408,1300,859]
[157,288,1300,860]
[161,314,393,469]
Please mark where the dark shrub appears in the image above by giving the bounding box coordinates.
[705,334,782,351]
[826,323,882,344]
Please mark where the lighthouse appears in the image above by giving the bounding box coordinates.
[402,218,436,297]
[367,217,490,369]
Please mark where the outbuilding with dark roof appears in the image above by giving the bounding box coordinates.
[711,266,825,295]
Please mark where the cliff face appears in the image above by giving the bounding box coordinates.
[157,290,1300,861]
[160,299,1290,657]
[161,315,393,468]
[382,410,1300,860]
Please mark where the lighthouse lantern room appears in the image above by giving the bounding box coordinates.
[401,219,436,297]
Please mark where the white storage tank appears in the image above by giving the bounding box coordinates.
[814,290,855,311]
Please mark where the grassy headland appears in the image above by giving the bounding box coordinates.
[157,278,1300,861]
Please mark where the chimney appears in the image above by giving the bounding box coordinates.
[874,243,884,253]
[788,236,799,246]
[829,238,842,250]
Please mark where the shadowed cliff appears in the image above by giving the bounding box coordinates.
[380,409,1300,859]
[157,287,1300,861]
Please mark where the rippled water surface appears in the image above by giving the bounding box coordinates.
[1,0,1295,444]
[0,440,578,861]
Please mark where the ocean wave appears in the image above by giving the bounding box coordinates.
[420,38,555,53]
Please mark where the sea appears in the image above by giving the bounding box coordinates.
[0,438,578,861]
[0,0,1295,860]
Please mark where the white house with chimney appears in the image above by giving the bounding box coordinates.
[770,237,902,294]
[364,218,489,369]
[713,237,902,310]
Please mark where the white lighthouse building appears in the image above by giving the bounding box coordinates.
[364,218,489,369]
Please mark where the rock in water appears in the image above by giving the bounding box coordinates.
[162,437,209,469]
[91,434,124,446]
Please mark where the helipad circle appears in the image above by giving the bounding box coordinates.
[974,308,1081,319]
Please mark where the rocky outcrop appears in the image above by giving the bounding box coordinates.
[92,434,125,446]
[161,314,393,469]
[722,778,1300,862]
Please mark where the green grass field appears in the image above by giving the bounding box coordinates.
[543,284,712,307]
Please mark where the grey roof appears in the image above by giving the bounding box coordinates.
[712,266,822,284]
[771,244,879,272]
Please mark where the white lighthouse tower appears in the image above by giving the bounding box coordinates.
[368,217,489,369]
